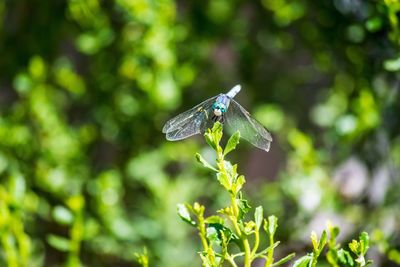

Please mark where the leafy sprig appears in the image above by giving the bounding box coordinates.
[178,122,295,267]
[175,122,373,267]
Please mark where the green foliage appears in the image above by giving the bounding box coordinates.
[178,125,373,267]
[325,224,375,267]
[0,0,399,266]
[180,123,294,267]
[0,183,32,267]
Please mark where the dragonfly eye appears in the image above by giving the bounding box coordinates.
[212,102,226,116]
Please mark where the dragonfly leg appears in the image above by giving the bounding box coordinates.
[211,114,224,124]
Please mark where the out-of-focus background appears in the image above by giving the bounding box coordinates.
[0,0,399,266]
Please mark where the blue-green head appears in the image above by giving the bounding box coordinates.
[212,101,227,117]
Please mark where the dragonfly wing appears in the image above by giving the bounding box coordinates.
[163,96,216,140]
[225,99,272,151]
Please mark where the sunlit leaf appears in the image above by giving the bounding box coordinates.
[292,254,312,267]
[47,234,70,252]
[205,215,224,225]
[177,204,196,226]
[217,172,231,191]
[52,205,74,225]
[224,131,240,155]
[337,249,354,266]
[196,153,217,172]
[267,215,278,237]
[359,232,369,254]
[384,57,400,72]
[236,196,251,220]
[254,206,263,230]
[273,253,296,266]
[234,175,245,194]
[319,231,327,252]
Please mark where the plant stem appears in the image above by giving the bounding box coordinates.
[311,255,317,267]
[229,195,252,267]
[217,149,252,267]
[251,229,260,258]
[198,213,209,251]
[265,231,274,267]
[226,256,239,267]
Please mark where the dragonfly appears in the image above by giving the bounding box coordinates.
[162,85,272,151]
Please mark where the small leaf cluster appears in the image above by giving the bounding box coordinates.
[294,223,373,267]
[326,224,372,267]
[178,123,295,267]
[135,248,149,267]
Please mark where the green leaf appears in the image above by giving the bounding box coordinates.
[236,196,251,220]
[224,131,240,155]
[349,240,359,254]
[195,153,217,172]
[254,206,263,230]
[52,205,74,225]
[47,234,71,252]
[319,230,327,251]
[205,122,223,150]
[217,172,231,191]
[365,16,382,32]
[292,255,312,267]
[328,223,340,244]
[223,160,238,182]
[211,122,223,143]
[206,223,238,245]
[206,225,219,243]
[273,253,296,266]
[359,232,369,254]
[267,215,278,237]
[29,56,46,80]
[384,57,400,72]
[205,215,225,225]
[177,204,196,226]
[388,249,400,264]
[9,172,26,202]
[311,231,318,251]
[234,175,245,194]
[13,73,32,95]
[205,129,217,150]
[337,249,354,266]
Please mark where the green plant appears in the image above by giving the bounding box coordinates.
[178,122,295,267]
[135,248,149,267]
[294,223,373,267]
[0,179,32,267]
[177,123,374,267]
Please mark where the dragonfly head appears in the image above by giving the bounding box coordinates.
[212,102,227,117]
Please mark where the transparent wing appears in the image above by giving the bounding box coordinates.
[162,96,217,140]
[225,99,272,151]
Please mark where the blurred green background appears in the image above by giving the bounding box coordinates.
[0,0,399,266]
